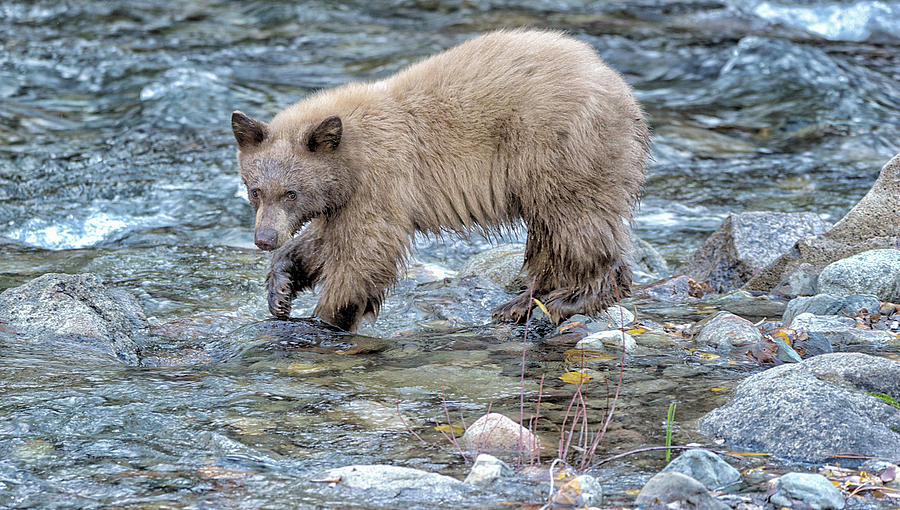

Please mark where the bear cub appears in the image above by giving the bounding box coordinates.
[232,29,650,332]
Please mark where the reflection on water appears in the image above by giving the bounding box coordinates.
[1,0,899,507]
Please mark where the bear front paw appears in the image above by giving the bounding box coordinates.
[266,269,295,318]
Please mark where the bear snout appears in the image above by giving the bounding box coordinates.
[254,228,279,251]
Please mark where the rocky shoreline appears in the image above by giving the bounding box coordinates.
[1,153,899,509]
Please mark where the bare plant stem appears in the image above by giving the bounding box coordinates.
[517,276,537,470]
[395,401,427,445]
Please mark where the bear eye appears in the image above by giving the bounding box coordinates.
[285,191,297,201]
[249,188,260,200]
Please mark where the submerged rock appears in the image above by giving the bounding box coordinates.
[694,311,761,351]
[746,152,900,292]
[699,353,900,465]
[462,413,540,458]
[817,249,900,301]
[551,474,603,507]
[575,330,637,353]
[319,464,470,497]
[635,274,708,303]
[679,211,828,292]
[769,472,845,510]
[634,472,728,510]
[0,273,145,365]
[660,449,742,492]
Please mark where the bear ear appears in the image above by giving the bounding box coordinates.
[232,111,269,149]
[306,116,342,152]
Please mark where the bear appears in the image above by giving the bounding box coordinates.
[231,29,650,332]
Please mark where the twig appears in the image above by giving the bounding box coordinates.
[539,458,565,510]
[593,445,745,466]
[396,401,427,445]
[439,377,469,464]
[518,276,537,470]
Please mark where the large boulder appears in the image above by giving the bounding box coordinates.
[679,211,828,292]
[817,249,900,302]
[699,353,900,465]
[0,273,145,365]
[746,153,900,292]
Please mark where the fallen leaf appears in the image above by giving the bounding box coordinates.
[559,371,592,384]
[434,424,465,435]
[533,298,551,318]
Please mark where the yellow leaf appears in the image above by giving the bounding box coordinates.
[694,352,720,361]
[559,371,592,384]
[710,387,730,392]
[434,424,465,435]
[533,298,551,318]
[626,327,647,334]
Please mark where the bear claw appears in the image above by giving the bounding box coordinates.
[266,271,295,318]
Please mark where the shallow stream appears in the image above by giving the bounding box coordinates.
[2,0,900,508]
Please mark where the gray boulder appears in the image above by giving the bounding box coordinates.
[817,249,900,302]
[660,449,741,492]
[694,311,762,351]
[783,293,881,325]
[746,152,900,292]
[770,472,845,510]
[699,353,900,465]
[679,211,828,292]
[0,273,145,365]
[634,472,728,510]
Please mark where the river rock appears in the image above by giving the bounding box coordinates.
[463,454,512,488]
[679,212,828,292]
[635,274,708,303]
[745,152,900,292]
[817,249,900,301]
[632,236,669,283]
[597,305,635,329]
[699,353,900,465]
[783,293,881,325]
[634,472,728,510]
[0,273,145,365]
[551,474,603,507]
[660,449,741,492]
[769,472,845,510]
[694,311,761,351]
[575,330,637,353]
[320,464,469,496]
[462,413,540,457]
[456,243,527,292]
[772,262,819,298]
[789,313,895,346]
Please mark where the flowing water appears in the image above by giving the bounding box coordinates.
[2,1,900,508]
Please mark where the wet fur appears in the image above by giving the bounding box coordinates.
[233,29,650,331]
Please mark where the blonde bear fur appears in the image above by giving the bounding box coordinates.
[232,29,650,331]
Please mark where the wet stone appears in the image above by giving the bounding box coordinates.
[679,211,828,292]
[463,454,512,488]
[699,353,900,466]
[817,249,900,302]
[660,449,741,492]
[770,472,845,510]
[575,330,637,353]
[783,293,882,325]
[0,273,145,365]
[461,413,540,458]
[456,243,527,292]
[789,313,895,346]
[772,262,819,298]
[694,311,762,352]
[634,471,728,510]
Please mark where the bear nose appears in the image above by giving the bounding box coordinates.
[254,229,278,251]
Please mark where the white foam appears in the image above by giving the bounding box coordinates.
[6,212,130,250]
[752,1,900,42]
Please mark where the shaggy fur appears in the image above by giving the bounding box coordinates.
[232,29,650,331]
